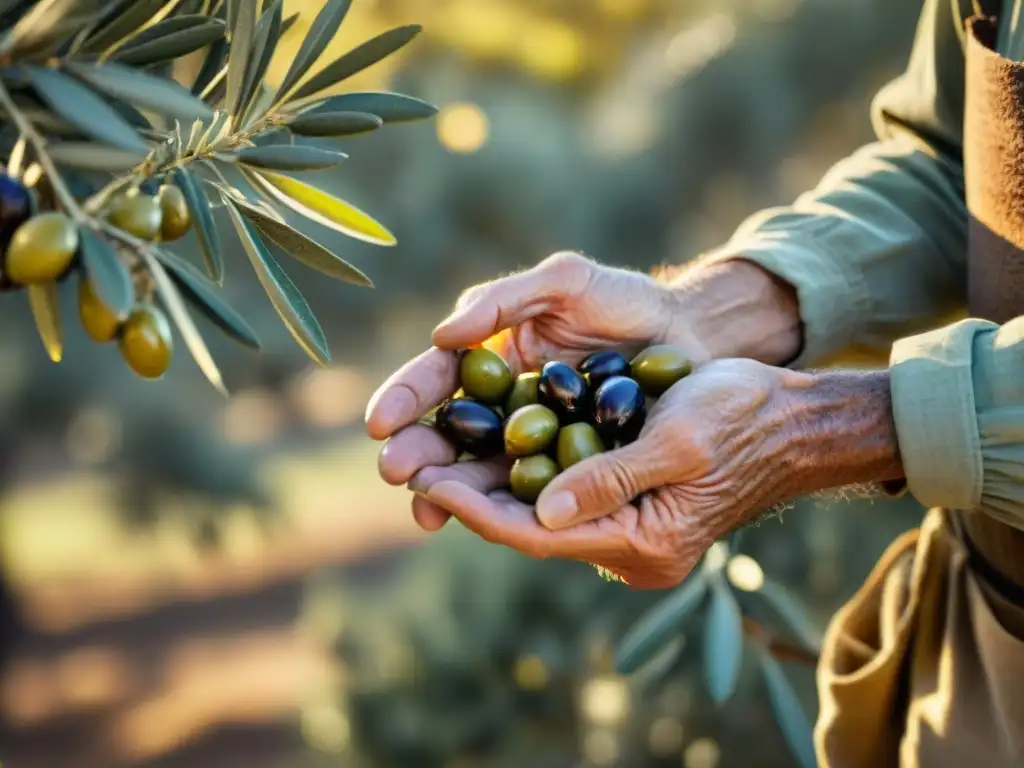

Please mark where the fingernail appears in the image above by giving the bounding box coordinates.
[408,469,438,494]
[536,492,578,530]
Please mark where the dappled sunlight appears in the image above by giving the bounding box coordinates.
[4,437,423,634]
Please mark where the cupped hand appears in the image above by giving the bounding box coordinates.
[365,251,709,532]
[407,358,803,588]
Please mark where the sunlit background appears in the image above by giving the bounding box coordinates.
[0,0,929,766]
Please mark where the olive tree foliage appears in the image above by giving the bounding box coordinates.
[0,0,434,382]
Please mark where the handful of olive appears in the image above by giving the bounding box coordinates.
[431,345,692,505]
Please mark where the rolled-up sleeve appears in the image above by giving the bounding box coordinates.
[701,0,972,367]
[891,317,1024,528]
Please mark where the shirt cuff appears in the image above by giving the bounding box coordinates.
[700,234,872,368]
[888,319,987,510]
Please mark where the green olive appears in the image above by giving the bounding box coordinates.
[556,422,606,470]
[78,275,125,342]
[504,403,559,457]
[459,348,513,404]
[510,454,559,504]
[158,184,191,241]
[630,344,693,396]
[5,212,78,284]
[504,371,540,413]
[107,189,162,241]
[119,305,173,379]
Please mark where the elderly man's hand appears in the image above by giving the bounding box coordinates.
[407,358,810,588]
[366,251,716,532]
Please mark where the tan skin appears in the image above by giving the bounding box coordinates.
[366,252,904,588]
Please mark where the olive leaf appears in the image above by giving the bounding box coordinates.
[224,0,255,120]
[757,580,823,654]
[299,91,438,124]
[224,199,330,366]
[614,573,707,674]
[275,0,352,102]
[112,16,226,65]
[191,35,227,95]
[704,576,744,704]
[78,227,133,317]
[758,649,816,768]
[82,0,171,54]
[144,250,228,396]
[236,144,347,171]
[227,192,372,286]
[291,25,422,103]
[24,65,148,153]
[7,133,25,177]
[288,110,382,138]
[48,142,146,171]
[249,169,396,246]
[239,0,281,118]
[154,249,260,350]
[172,167,223,284]
[26,283,62,363]
[65,61,213,121]
[194,109,228,155]
[1,0,100,56]
[184,118,205,155]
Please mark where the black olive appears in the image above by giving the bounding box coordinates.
[537,361,587,423]
[435,398,503,458]
[592,376,646,445]
[577,350,629,391]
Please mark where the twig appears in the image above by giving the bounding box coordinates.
[742,616,819,667]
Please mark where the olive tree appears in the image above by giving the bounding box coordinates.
[0,0,434,384]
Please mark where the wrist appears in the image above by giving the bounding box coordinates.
[777,368,905,498]
[658,258,802,366]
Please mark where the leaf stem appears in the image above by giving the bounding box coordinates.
[0,76,85,221]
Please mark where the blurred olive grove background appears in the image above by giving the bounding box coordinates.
[0,0,931,766]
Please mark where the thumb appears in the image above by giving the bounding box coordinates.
[534,439,666,530]
[432,251,591,349]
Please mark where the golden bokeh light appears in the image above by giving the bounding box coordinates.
[685,737,722,768]
[703,541,729,572]
[514,653,551,691]
[517,18,586,81]
[726,554,766,592]
[648,716,685,756]
[580,676,630,725]
[437,102,491,155]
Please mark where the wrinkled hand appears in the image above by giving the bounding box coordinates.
[407,358,800,588]
[365,251,710,534]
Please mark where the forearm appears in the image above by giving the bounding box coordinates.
[778,368,905,498]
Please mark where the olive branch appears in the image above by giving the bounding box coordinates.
[0,0,435,390]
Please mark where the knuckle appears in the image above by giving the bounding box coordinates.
[455,282,487,310]
[544,250,590,278]
[577,454,639,511]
